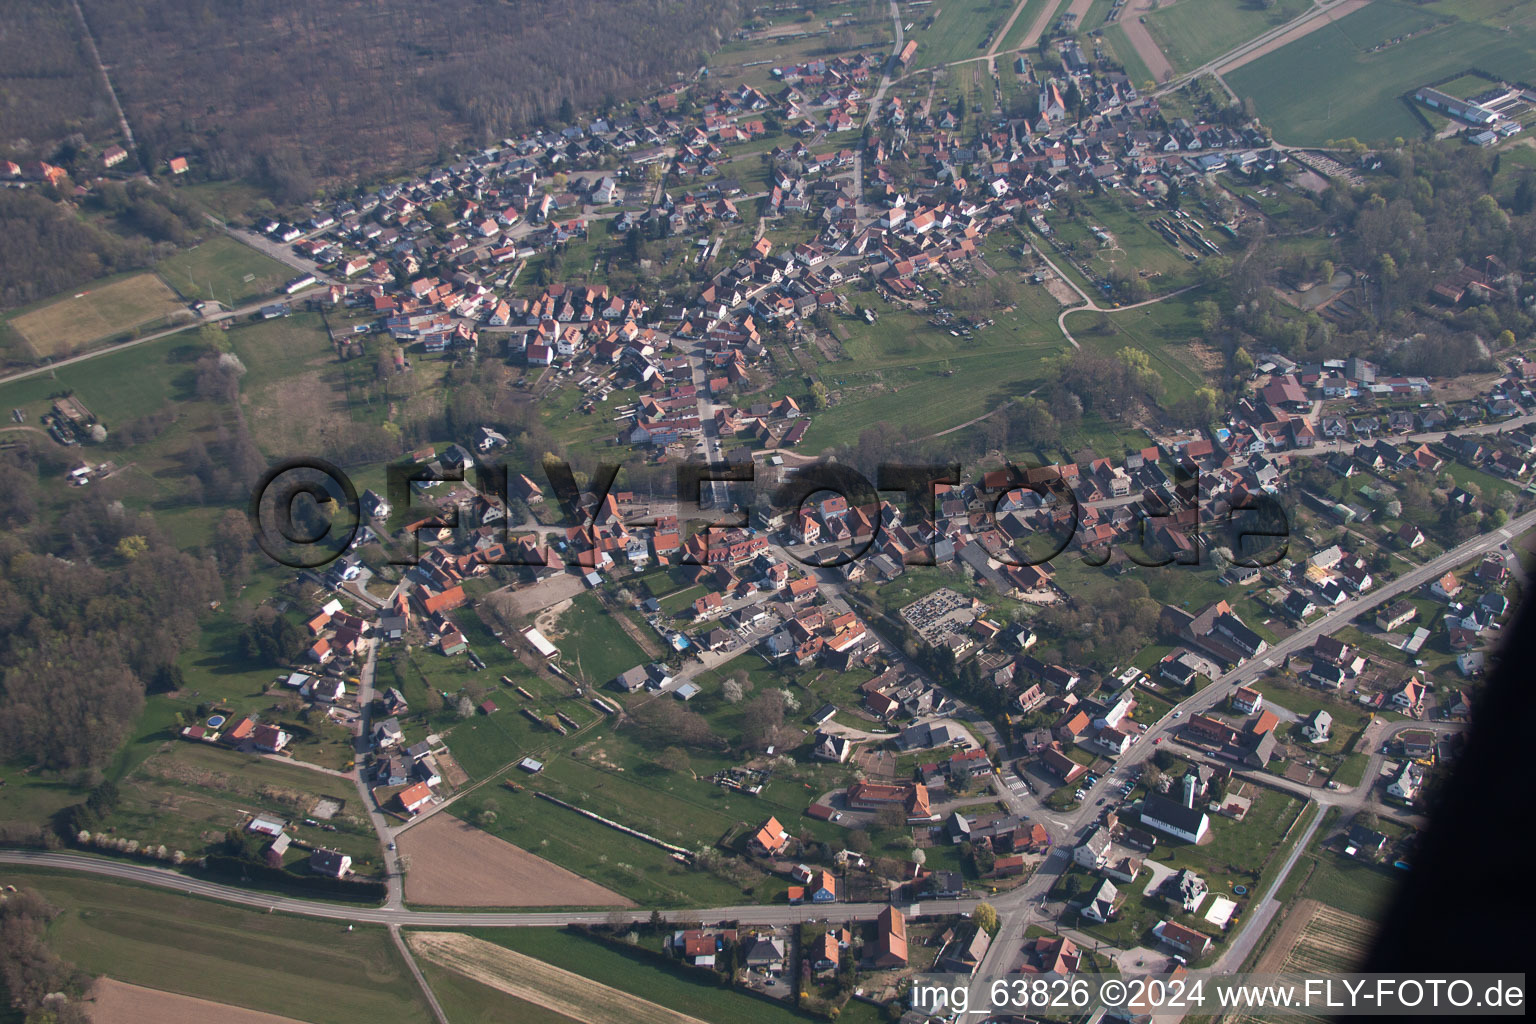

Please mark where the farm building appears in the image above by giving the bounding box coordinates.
[523,627,559,659]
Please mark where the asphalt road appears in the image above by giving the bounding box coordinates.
[0,849,976,927]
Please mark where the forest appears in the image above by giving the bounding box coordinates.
[75,0,743,198]
[0,458,221,773]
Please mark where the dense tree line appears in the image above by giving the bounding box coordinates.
[0,888,92,1024]
[79,0,744,196]
[0,499,219,772]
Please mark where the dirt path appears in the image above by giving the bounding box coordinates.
[1216,0,1370,73]
[396,814,632,908]
[1118,0,1174,84]
[85,979,314,1024]
[408,932,708,1024]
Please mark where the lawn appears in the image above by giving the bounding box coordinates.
[1142,0,1312,74]
[1225,1,1536,145]
[553,592,651,685]
[0,331,204,431]
[1068,288,1217,408]
[800,321,1069,451]
[6,273,188,358]
[909,0,1018,68]
[11,869,430,1024]
[1282,819,1405,921]
[1150,787,1306,897]
[156,235,293,307]
[464,927,823,1024]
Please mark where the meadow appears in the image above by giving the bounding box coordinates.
[1067,287,1218,408]
[998,0,1068,53]
[797,270,1068,450]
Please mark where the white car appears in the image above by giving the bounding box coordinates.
[1172,710,1182,718]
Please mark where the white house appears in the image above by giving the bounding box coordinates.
[1387,762,1424,802]
[1140,794,1210,843]
[1300,709,1332,744]
[1081,877,1119,923]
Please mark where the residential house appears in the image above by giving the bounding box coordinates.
[1081,877,1119,923]
[872,906,908,968]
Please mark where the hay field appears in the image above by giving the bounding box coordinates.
[9,273,187,356]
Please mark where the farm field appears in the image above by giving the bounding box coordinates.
[8,870,431,1024]
[998,0,1067,53]
[1141,0,1311,74]
[86,979,315,1024]
[462,783,752,907]
[1226,1,1536,145]
[408,932,706,1024]
[1233,899,1377,1024]
[1261,900,1376,973]
[7,273,189,358]
[461,928,822,1024]
[908,0,1016,68]
[156,235,293,307]
[397,813,631,907]
[1101,22,1154,87]
[418,963,585,1024]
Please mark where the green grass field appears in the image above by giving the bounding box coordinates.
[6,273,189,358]
[1102,22,1155,88]
[554,591,651,686]
[998,0,1067,52]
[910,0,1017,68]
[157,235,293,307]
[1068,288,1216,408]
[798,275,1068,449]
[1226,0,1536,145]
[419,962,583,1024]
[462,783,754,907]
[11,870,431,1024]
[0,332,198,428]
[1142,0,1312,74]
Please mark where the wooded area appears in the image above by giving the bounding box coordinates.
[79,0,743,197]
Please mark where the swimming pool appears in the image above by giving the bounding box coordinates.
[207,714,227,728]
